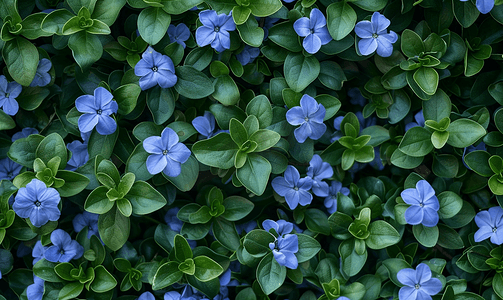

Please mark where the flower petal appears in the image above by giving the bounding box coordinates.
[355,20,374,38]
[358,38,378,56]
[371,12,391,33]
[146,154,168,175]
[293,17,311,37]
[404,205,424,225]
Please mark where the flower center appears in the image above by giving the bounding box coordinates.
[96,109,102,115]
[294,187,299,191]
[152,66,158,72]
[34,200,41,207]
[372,33,378,38]
[304,117,309,122]
[310,29,315,34]
[419,202,424,207]
[214,26,220,32]
[415,284,421,289]
[60,249,65,254]
[5,93,9,98]
[162,149,169,155]
[493,227,498,233]
[7,172,13,178]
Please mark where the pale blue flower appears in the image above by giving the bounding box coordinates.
[401,180,439,227]
[13,179,61,227]
[192,111,217,139]
[236,45,260,66]
[286,95,327,143]
[262,219,294,236]
[75,87,118,135]
[355,12,397,57]
[324,181,350,214]
[397,263,442,300]
[460,0,494,14]
[307,154,333,197]
[138,291,155,300]
[474,206,503,245]
[272,165,313,210]
[44,229,84,263]
[0,157,22,180]
[269,234,299,269]
[168,23,191,49]
[29,58,52,87]
[27,276,44,300]
[32,240,47,265]
[196,10,236,52]
[135,46,177,90]
[293,8,332,54]
[73,211,99,239]
[0,75,21,116]
[66,140,89,171]
[348,88,366,107]
[12,127,38,142]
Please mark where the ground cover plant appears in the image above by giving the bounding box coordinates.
[0,0,503,299]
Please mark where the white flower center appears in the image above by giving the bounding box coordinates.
[34,200,41,207]
[162,149,169,155]
[152,66,158,72]
[372,33,378,38]
[414,284,421,290]
[214,26,220,32]
[493,227,498,233]
[96,109,102,115]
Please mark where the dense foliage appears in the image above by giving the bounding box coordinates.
[0,0,503,299]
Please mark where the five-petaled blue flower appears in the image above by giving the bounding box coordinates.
[286,94,327,143]
[13,179,61,227]
[76,87,118,135]
[44,229,84,263]
[168,23,191,49]
[73,211,99,239]
[474,206,503,245]
[307,154,333,197]
[269,234,299,269]
[0,157,22,181]
[192,111,218,139]
[236,45,261,65]
[355,12,398,57]
[137,291,155,300]
[401,180,440,227]
[143,127,191,178]
[263,219,294,237]
[29,58,52,87]
[27,276,44,300]
[272,165,313,210]
[460,0,494,14]
[66,140,89,171]
[324,181,350,214]
[32,240,47,265]
[397,263,442,300]
[0,75,22,116]
[196,10,236,52]
[135,46,177,91]
[293,8,332,54]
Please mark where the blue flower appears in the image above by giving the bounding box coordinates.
[348,88,366,107]
[12,127,39,142]
[262,219,294,236]
[0,75,22,116]
[32,240,47,265]
[236,220,257,235]
[73,211,99,239]
[269,234,299,269]
[196,10,236,52]
[355,12,398,57]
[401,180,439,227]
[29,58,52,87]
[369,147,385,171]
[330,116,345,143]
[66,140,89,171]
[286,95,327,143]
[192,111,217,139]
[397,263,442,300]
[405,110,425,132]
[135,46,178,91]
[27,276,44,300]
[44,229,84,263]
[272,165,313,210]
[324,181,350,214]
[474,206,503,245]
[164,207,184,232]
[0,157,22,180]
[13,179,61,227]
[256,17,279,39]
[168,23,191,49]
[138,291,155,300]
[307,154,333,197]
[460,0,494,14]
[75,87,118,135]
[236,45,261,65]
[143,127,191,177]
[293,8,332,54]
[163,291,181,300]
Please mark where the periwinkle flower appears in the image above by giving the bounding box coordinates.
[12,127,39,142]
[330,116,345,143]
[73,211,99,239]
[143,127,191,177]
[0,75,22,116]
[29,58,52,87]
[262,219,294,236]
[401,180,440,227]
[324,181,350,214]
[369,147,385,171]
[348,88,366,107]
[269,234,299,269]
[0,157,22,180]
[32,240,47,265]
[192,111,217,139]
[236,45,260,66]
[397,263,442,300]
[307,154,333,197]
[196,10,236,52]
[164,207,184,232]
[474,206,503,245]
[66,140,89,171]
[27,276,44,300]
[138,291,155,300]
[168,23,191,48]
[44,229,84,263]
[355,12,398,57]
[13,179,61,227]
[405,110,425,132]
[293,8,332,54]
[272,165,313,210]
[75,87,118,135]
[286,95,327,143]
[135,46,177,90]
[236,220,257,235]
[460,0,494,14]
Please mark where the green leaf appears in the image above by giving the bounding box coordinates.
[447,119,486,148]
[257,252,286,295]
[494,273,503,299]
[246,95,273,129]
[318,61,347,91]
[236,16,264,47]
[326,2,356,41]
[438,191,463,219]
[161,0,203,14]
[221,196,254,221]
[304,209,331,235]
[390,148,424,169]
[295,234,321,263]
[68,31,103,71]
[2,37,38,86]
[164,155,199,192]
[437,223,464,249]
[339,239,367,277]
[247,0,282,16]
[56,170,90,197]
[366,220,401,249]
[33,259,64,283]
[236,153,272,196]
[113,83,140,115]
[243,229,276,257]
[125,144,152,182]
[351,0,387,11]
[413,67,439,96]
[90,265,117,292]
[213,218,241,251]
[232,6,252,25]
[192,133,238,169]
[174,66,215,99]
[85,186,113,214]
[268,21,302,52]
[0,110,16,130]
[59,282,84,300]
[398,127,433,157]
[453,0,479,28]
[412,224,439,248]
[92,0,126,25]
[284,52,320,93]
[36,133,68,170]
[464,150,493,177]
[401,29,425,58]
[41,9,74,35]
[382,258,411,286]
[137,7,170,45]
[423,89,451,122]
[174,234,193,261]
[126,181,167,215]
[98,205,130,251]
[88,128,119,160]
[146,86,175,125]
[211,75,240,106]
[193,256,224,282]
[152,261,183,290]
